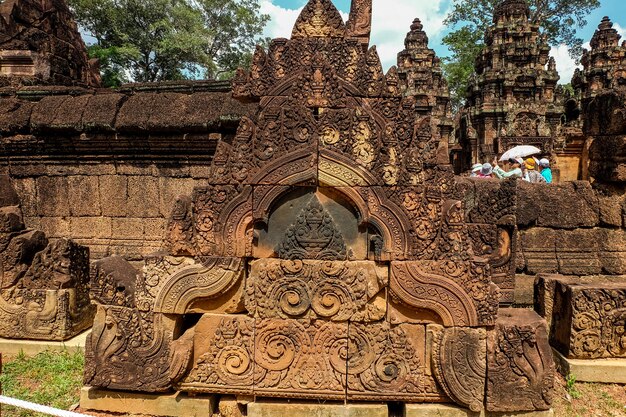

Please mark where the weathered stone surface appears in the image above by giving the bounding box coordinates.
[0,329,88,356]
[74,1,574,413]
[1,177,93,343]
[552,348,626,384]
[486,309,555,413]
[550,280,626,359]
[248,401,388,417]
[84,304,192,392]
[80,387,214,417]
[0,175,19,207]
[246,259,387,322]
[68,176,101,216]
[127,176,160,217]
[36,176,69,216]
[536,274,626,329]
[514,274,536,306]
[406,405,554,417]
[347,323,444,402]
[431,326,487,412]
[0,0,100,87]
[516,181,600,229]
[389,261,499,327]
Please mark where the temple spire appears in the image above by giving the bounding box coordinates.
[346,0,372,45]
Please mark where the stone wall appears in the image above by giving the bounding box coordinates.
[0,82,257,260]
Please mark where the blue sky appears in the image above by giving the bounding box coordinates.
[259,0,626,83]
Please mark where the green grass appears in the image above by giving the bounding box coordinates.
[0,349,84,417]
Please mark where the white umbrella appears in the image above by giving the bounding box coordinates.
[499,145,541,161]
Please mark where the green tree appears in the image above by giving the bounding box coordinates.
[69,0,269,86]
[442,0,600,109]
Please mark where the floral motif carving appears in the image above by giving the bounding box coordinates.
[84,305,191,393]
[347,322,445,401]
[246,259,386,321]
[550,282,626,359]
[389,261,499,327]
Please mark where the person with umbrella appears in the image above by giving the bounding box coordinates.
[492,145,542,180]
[492,157,523,179]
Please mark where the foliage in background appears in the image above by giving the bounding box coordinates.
[69,0,269,86]
[442,0,600,110]
[0,350,84,417]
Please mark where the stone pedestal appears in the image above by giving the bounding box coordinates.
[0,330,89,356]
[406,404,554,417]
[247,401,388,417]
[552,349,626,384]
[79,387,215,417]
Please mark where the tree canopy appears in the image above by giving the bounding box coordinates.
[69,0,269,86]
[442,0,600,110]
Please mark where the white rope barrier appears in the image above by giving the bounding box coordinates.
[0,395,92,417]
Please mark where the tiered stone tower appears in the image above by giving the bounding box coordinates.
[397,18,453,151]
[573,17,626,184]
[456,0,562,170]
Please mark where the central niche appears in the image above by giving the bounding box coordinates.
[254,187,368,260]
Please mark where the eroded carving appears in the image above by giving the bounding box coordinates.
[389,261,499,327]
[431,326,486,412]
[551,282,626,359]
[486,308,555,412]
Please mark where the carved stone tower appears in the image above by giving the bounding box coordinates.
[397,18,453,158]
[456,0,562,170]
[573,17,626,183]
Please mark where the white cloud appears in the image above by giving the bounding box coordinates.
[549,44,583,84]
[371,0,449,69]
[259,0,348,40]
[259,0,450,70]
[614,22,626,39]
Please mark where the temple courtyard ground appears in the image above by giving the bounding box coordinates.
[0,350,624,417]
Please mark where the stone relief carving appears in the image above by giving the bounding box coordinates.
[277,195,349,260]
[0,179,93,341]
[550,282,626,359]
[82,0,558,412]
[246,259,386,322]
[487,309,555,412]
[431,326,487,412]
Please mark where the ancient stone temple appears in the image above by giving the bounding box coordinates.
[0,175,93,340]
[84,0,555,413]
[573,16,626,184]
[0,0,100,87]
[397,18,454,150]
[454,0,562,172]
